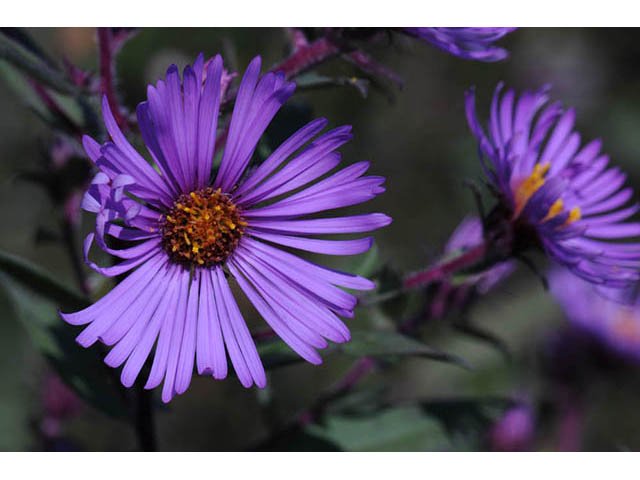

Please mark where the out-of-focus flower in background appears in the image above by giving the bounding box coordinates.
[60,54,391,403]
[488,403,535,451]
[402,28,516,62]
[550,267,640,361]
[466,83,640,288]
[40,374,84,440]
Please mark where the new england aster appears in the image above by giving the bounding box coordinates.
[402,28,516,62]
[465,83,640,287]
[60,54,391,403]
[550,267,640,362]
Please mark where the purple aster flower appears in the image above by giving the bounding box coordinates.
[444,216,515,295]
[402,28,516,62]
[488,404,535,451]
[550,267,640,362]
[60,54,391,403]
[466,83,640,288]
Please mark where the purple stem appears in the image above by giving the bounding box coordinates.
[556,393,583,451]
[298,357,377,426]
[343,49,404,87]
[271,37,340,80]
[403,243,488,290]
[97,28,128,132]
[61,218,90,295]
[29,79,83,138]
[288,243,493,428]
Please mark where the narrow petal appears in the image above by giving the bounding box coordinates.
[121,264,182,387]
[175,272,200,395]
[214,267,266,387]
[228,261,323,365]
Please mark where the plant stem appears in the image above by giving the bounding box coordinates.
[97,28,128,131]
[298,357,377,426]
[280,243,494,435]
[29,80,83,139]
[135,382,157,451]
[272,37,340,80]
[403,243,488,289]
[60,218,90,295]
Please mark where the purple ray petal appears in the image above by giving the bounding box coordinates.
[214,267,266,387]
[228,260,323,365]
[121,265,182,387]
[210,267,253,388]
[175,272,200,395]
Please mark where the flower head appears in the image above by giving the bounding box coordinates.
[61,54,390,402]
[550,267,640,362]
[466,83,640,287]
[402,28,516,62]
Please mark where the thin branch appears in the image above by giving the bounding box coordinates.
[271,37,340,80]
[343,49,404,87]
[403,243,488,290]
[134,382,157,451]
[97,28,128,131]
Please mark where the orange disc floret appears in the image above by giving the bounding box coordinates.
[161,188,247,267]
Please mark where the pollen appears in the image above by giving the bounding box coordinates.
[541,199,581,229]
[513,162,550,219]
[541,199,565,223]
[565,207,581,226]
[161,188,247,267]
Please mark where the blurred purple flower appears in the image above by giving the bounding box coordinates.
[550,267,640,361]
[60,54,390,403]
[488,404,535,451]
[403,28,516,62]
[41,374,84,438]
[444,216,515,295]
[466,83,640,288]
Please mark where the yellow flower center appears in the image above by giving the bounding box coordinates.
[161,188,247,267]
[512,162,581,228]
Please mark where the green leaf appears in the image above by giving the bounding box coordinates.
[256,328,467,372]
[295,71,370,98]
[257,340,307,370]
[0,28,58,68]
[341,330,470,369]
[419,397,515,449]
[255,426,342,452]
[1,274,130,419]
[0,59,94,137]
[0,30,75,94]
[0,250,88,310]
[349,242,380,279]
[307,406,452,451]
[256,329,466,371]
[325,384,389,418]
[452,320,511,360]
[0,60,51,119]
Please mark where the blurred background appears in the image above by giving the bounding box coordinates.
[3,27,640,451]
